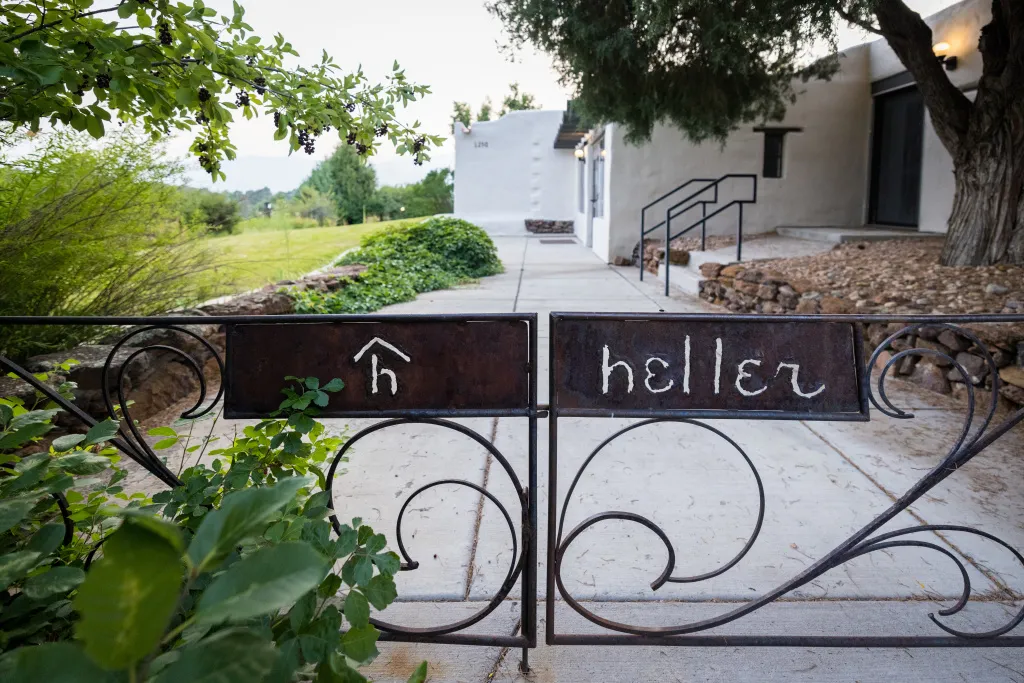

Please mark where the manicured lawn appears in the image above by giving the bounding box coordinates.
[199,218,421,295]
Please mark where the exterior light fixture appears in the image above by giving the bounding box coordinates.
[574,148,585,159]
[600,149,607,158]
[400,206,406,213]
[932,42,958,71]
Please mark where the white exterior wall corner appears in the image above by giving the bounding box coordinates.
[600,45,873,263]
[453,109,577,234]
[869,0,989,234]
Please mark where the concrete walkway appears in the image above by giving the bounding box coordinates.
[167,236,1024,681]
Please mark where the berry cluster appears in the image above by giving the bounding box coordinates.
[355,143,368,156]
[95,73,111,88]
[297,128,315,155]
[198,155,211,171]
[198,87,210,103]
[235,91,250,107]
[246,56,256,67]
[253,77,266,95]
[196,142,208,153]
[195,113,209,125]
[273,111,281,127]
[158,22,172,46]
[412,136,425,153]
[73,74,89,97]
[346,132,357,145]
[413,156,424,167]
[375,124,388,138]
[344,102,356,112]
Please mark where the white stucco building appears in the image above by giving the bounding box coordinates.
[569,0,989,263]
[453,109,579,234]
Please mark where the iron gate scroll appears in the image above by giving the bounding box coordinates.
[547,313,1024,648]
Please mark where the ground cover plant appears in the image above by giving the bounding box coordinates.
[292,217,503,314]
[0,374,426,683]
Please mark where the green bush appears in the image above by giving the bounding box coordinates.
[180,190,242,235]
[0,131,214,360]
[293,217,503,314]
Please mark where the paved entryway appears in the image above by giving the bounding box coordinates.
[166,236,1024,681]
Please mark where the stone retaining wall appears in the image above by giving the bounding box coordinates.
[525,219,574,234]
[697,262,1024,410]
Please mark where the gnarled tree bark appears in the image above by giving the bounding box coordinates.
[874,0,1024,265]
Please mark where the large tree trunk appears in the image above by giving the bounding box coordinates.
[942,125,1024,265]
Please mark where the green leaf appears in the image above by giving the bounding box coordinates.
[84,419,120,446]
[0,497,35,534]
[23,566,86,599]
[406,662,428,683]
[148,427,177,437]
[321,378,344,392]
[188,476,311,571]
[371,551,400,576]
[153,438,179,450]
[74,518,184,669]
[152,628,277,683]
[304,377,320,390]
[343,589,369,628]
[85,116,104,139]
[56,452,111,475]
[318,572,343,599]
[0,550,42,591]
[0,642,113,683]
[196,542,328,624]
[27,523,66,556]
[52,433,86,452]
[118,510,186,553]
[0,421,52,448]
[319,654,366,683]
[11,409,60,430]
[362,574,397,611]
[340,624,379,664]
[313,390,330,407]
[0,403,12,427]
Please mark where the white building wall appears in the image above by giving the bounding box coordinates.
[600,45,873,263]
[453,110,577,234]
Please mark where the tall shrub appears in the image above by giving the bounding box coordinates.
[0,131,214,359]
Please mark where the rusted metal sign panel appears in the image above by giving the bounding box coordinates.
[225,317,533,417]
[551,314,867,420]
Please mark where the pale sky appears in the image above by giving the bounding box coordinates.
[176,0,963,193]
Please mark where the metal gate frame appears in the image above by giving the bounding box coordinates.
[4,312,1024,665]
[546,312,1024,648]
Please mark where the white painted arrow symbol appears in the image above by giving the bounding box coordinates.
[352,337,411,363]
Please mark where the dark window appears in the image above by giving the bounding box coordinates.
[577,158,586,213]
[592,140,605,218]
[763,132,785,178]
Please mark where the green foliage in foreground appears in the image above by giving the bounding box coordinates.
[293,217,503,314]
[0,376,427,683]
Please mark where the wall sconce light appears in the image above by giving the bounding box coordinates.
[574,148,585,159]
[600,148,607,158]
[932,42,958,71]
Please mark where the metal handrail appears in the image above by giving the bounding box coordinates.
[657,173,758,296]
[638,178,716,281]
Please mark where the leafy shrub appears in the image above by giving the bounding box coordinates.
[293,217,502,314]
[0,131,215,360]
[0,377,427,683]
[180,189,242,235]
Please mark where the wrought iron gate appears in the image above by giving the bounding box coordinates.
[2,312,1024,671]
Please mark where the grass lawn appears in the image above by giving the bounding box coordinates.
[198,218,421,296]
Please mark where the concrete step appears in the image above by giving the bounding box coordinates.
[656,261,702,296]
[776,226,932,243]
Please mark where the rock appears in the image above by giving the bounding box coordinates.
[668,247,689,265]
[937,329,971,353]
[762,302,784,314]
[1018,342,1024,367]
[819,296,854,314]
[756,284,778,301]
[25,344,157,417]
[985,283,1009,295]
[917,339,953,367]
[913,363,951,395]
[1006,300,1022,310]
[778,284,795,296]
[738,269,764,284]
[734,280,760,296]
[949,352,989,385]
[917,325,943,341]
[786,278,815,294]
[612,255,633,266]
[1000,384,1024,406]
[801,291,822,301]
[200,290,294,316]
[872,350,893,370]
[795,299,820,314]
[760,270,788,285]
[699,262,724,279]
[999,366,1024,389]
[990,346,1014,368]
[720,264,744,278]
[777,291,799,309]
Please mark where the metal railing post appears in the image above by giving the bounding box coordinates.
[737,203,744,263]
[701,203,707,251]
[665,208,672,297]
[639,210,645,281]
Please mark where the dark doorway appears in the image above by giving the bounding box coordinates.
[869,87,925,227]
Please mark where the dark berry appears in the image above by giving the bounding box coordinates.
[355,143,368,155]
[95,73,111,88]
[198,155,209,166]
[195,113,209,125]
[158,22,172,46]
[253,77,266,95]
[273,111,281,127]
[346,132,356,145]
[303,140,315,155]
[196,142,207,153]
[235,90,249,107]
[246,56,256,67]
[344,102,356,112]
[375,124,388,138]
[198,87,210,102]
[73,74,89,97]
[322,124,331,133]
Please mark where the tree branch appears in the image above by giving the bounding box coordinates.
[837,8,881,36]
[4,5,123,43]
[873,0,973,156]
